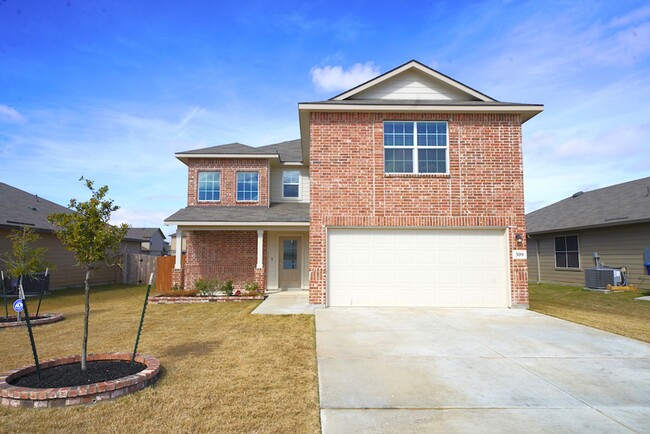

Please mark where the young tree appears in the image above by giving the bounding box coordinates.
[2,226,54,316]
[48,178,129,370]
[2,226,54,378]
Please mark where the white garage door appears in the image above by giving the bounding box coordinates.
[328,229,509,307]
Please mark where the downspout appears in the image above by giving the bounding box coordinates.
[535,238,541,284]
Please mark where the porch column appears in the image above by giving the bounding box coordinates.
[256,229,264,268]
[175,227,183,269]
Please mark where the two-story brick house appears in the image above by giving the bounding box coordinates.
[165,60,543,307]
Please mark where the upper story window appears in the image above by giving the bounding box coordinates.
[282,170,301,199]
[197,172,221,201]
[555,235,580,269]
[236,172,259,202]
[384,121,448,174]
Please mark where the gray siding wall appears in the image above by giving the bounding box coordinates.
[1,229,138,289]
[270,167,310,203]
[527,222,650,290]
[147,232,165,256]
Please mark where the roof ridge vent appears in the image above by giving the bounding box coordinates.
[571,191,584,198]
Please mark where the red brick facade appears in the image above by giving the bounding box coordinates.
[308,112,528,306]
[183,230,266,291]
[187,158,269,207]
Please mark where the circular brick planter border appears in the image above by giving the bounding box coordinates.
[149,294,265,304]
[0,353,160,408]
[0,313,64,329]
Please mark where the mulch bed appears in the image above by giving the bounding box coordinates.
[0,313,64,328]
[149,294,264,304]
[0,316,49,323]
[0,353,161,408]
[10,360,146,388]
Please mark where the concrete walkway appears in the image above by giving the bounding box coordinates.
[252,290,322,315]
[316,308,650,433]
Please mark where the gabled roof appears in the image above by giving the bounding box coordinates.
[526,176,650,235]
[165,202,309,226]
[127,227,166,241]
[175,139,303,164]
[330,60,495,102]
[0,183,72,232]
[299,59,544,161]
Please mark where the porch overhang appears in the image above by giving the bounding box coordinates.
[164,202,310,228]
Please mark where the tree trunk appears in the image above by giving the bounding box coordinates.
[81,268,91,371]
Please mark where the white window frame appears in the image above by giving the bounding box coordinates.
[197,171,221,202]
[282,170,301,200]
[554,234,581,269]
[384,121,449,175]
[236,171,259,202]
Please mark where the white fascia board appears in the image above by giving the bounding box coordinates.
[176,153,279,159]
[299,110,311,162]
[332,61,494,102]
[298,103,544,122]
[164,221,310,228]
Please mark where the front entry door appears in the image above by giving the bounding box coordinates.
[279,237,301,288]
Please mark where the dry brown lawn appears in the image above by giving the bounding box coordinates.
[0,285,321,433]
[529,282,650,343]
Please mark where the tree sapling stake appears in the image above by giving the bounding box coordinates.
[131,273,154,367]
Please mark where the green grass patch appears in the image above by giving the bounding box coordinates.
[529,282,650,343]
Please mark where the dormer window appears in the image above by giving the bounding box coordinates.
[282,171,301,199]
[384,121,448,174]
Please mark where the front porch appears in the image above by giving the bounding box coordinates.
[171,227,309,293]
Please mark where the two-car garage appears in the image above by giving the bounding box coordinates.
[327,228,510,307]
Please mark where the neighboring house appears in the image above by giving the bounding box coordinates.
[126,228,167,256]
[168,232,186,256]
[527,177,650,290]
[165,60,543,307]
[0,183,142,289]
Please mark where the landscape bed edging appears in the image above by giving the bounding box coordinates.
[0,352,160,408]
[149,295,265,304]
[0,313,64,329]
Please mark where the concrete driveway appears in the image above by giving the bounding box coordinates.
[316,308,650,433]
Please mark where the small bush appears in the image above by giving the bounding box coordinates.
[170,284,184,291]
[220,280,234,296]
[244,281,261,295]
[194,278,209,292]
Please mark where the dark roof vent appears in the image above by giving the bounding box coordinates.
[571,191,584,198]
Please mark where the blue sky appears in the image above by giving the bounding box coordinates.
[1,0,649,235]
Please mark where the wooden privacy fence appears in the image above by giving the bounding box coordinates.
[122,253,157,286]
[156,255,185,291]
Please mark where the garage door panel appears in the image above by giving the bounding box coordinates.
[328,229,509,307]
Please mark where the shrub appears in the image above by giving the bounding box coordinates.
[220,280,234,296]
[244,281,260,295]
[194,278,209,292]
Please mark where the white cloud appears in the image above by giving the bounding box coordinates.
[110,207,172,231]
[0,104,26,123]
[310,62,380,93]
[551,123,650,160]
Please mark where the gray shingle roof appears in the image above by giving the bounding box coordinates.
[526,176,650,234]
[0,183,72,232]
[176,139,303,163]
[165,202,309,224]
[127,228,165,241]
